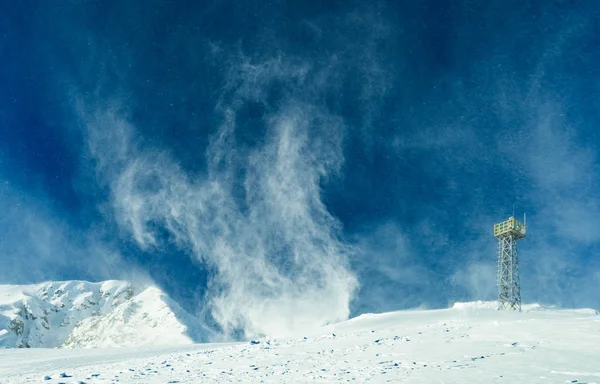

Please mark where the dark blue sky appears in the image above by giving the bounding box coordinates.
[1,0,600,337]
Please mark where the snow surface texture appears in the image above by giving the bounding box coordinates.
[0,281,212,348]
[0,301,598,383]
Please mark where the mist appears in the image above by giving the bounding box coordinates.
[79,66,359,337]
[0,168,142,285]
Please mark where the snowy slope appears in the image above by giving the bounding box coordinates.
[0,281,213,348]
[0,301,598,383]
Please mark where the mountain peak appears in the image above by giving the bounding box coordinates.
[0,280,213,348]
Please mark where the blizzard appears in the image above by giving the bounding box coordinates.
[1,301,598,383]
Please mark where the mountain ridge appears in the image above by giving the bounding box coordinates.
[0,280,213,348]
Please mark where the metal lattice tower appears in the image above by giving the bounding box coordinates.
[493,216,526,311]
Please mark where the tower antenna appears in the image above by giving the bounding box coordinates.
[493,214,526,311]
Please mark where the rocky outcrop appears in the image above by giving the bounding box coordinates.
[0,281,213,348]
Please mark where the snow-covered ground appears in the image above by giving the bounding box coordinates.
[0,301,598,383]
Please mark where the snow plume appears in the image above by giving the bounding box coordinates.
[81,57,358,339]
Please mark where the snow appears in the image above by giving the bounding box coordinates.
[1,300,598,383]
[0,281,213,348]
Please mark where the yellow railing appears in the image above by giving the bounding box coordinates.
[494,217,526,237]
